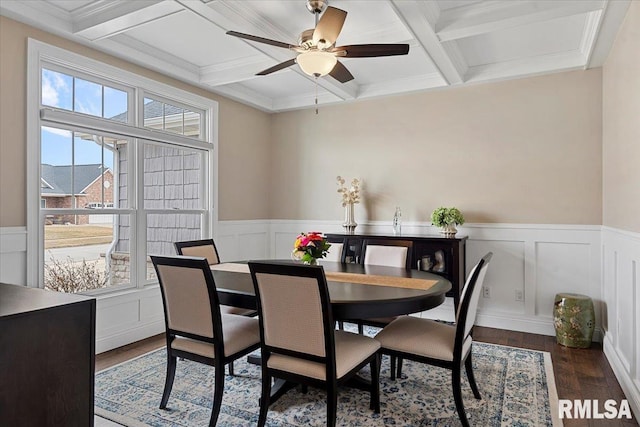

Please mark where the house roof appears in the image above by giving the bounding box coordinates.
[41,164,110,196]
[110,100,183,122]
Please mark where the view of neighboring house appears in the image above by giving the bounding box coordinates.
[41,163,113,224]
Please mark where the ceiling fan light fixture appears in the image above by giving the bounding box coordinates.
[296,51,337,77]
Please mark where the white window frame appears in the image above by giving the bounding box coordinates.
[27,39,218,290]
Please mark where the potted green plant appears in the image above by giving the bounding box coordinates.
[431,207,465,236]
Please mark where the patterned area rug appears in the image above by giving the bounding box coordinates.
[95,332,561,426]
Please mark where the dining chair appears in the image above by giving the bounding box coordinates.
[175,239,257,317]
[248,261,381,427]
[151,255,261,427]
[354,239,414,334]
[375,252,493,427]
[322,242,344,263]
[361,238,413,270]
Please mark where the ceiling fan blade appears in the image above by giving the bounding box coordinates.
[333,44,410,58]
[256,58,297,76]
[226,30,294,50]
[313,6,347,47]
[329,60,354,83]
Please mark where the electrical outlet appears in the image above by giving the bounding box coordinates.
[482,286,490,298]
[515,290,524,301]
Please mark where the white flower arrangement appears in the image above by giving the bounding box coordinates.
[336,176,360,207]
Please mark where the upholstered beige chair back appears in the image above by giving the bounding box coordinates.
[323,243,344,263]
[456,254,492,340]
[253,272,326,357]
[364,245,408,268]
[177,244,219,265]
[155,263,214,338]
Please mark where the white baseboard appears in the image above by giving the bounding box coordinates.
[95,320,164,354]
[604,334,640,421]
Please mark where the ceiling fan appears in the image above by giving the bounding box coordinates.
[226,0,410,83]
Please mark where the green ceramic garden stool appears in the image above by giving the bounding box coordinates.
[553,293,595,348]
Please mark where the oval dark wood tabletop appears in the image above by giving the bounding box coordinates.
[211,260,451,320]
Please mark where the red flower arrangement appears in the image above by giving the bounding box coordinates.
[292,232,331,265]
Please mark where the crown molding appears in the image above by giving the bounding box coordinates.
[71,1,183,41]
[210,84,275,112]
[357,72,447,99]
[587,0,632,68]
[465,50,585,83]
[0,0,72,33]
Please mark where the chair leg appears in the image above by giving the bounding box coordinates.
[358,323,364,335]
[465,354,481,399]
[390,355,397,380]
[209,361,225,427]
[452,367,470,427]
[228,361,235,376]
[159,354,177,409]
[369,354,380,413]
[338,321,344,330]
[327,384,338,427]
[257,372,272,427]
[396,357,404,378]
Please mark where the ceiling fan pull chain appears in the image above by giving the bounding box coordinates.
[315,75,319,115]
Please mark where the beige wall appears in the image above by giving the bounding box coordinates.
[603,1,640,233]
[271,69,603,224]
[0,16,271,226]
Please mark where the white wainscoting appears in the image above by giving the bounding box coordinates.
[0,227,27,286]
[601,226,640,418]
[262,221,603,339]
[0,223,617,353]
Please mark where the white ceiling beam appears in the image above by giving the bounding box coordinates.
[101,33,201,80]
[390,0,466,85]
[437,0,606,42]
[176,0,358,100]
[200,56,276,87]
[72,0,184,41]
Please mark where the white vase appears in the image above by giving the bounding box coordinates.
[343,203,357,234]
[440,223,458,236]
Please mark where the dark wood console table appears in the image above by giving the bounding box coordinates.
[326,232,467,309]
[0,283,96,426]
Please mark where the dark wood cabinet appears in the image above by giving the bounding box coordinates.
[0,283,96,427]
[326,233,467,309]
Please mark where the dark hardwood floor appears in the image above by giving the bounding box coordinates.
[96,326,637,426]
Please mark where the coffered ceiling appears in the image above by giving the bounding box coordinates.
[1,0,631,112]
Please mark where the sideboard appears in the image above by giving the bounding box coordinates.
[326,232,468,309]
[0,283,96,426]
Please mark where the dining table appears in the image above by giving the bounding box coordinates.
[209,260,452,320]
[209,260,452,403]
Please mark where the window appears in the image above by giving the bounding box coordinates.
[28,40,217,293]
[143,96,203,138]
